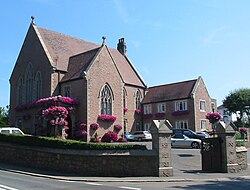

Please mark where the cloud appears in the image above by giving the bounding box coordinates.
[112,0,138,24]
[202,26,225,44]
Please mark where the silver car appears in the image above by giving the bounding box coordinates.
[171,134,201,149]
[132,131,152,141]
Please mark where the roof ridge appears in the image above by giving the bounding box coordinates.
[37,26,122,52]
[148,78,197,89]
[69,46,101,59]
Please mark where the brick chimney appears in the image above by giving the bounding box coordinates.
[117,38,127,55]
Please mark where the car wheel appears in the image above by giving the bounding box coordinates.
[138,137,142,142]
[191,142,200,149]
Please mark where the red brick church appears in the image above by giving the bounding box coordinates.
[9,18,146,141]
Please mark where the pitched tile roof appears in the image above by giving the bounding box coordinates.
[36,25,145,87]
[142,79,197,104]
[61,47,101,82]
[37,26,99,71]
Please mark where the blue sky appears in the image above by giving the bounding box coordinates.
[0,0,249,108]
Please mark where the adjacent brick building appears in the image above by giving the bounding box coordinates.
[141,77,217,132]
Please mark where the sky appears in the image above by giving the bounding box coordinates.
[0,0,250,108]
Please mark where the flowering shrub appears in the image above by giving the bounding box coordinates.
[123,107,128,113]
[42,106,69,119]
[90,123,100,130]
[114,124,123,131]
[50,119,68,126]
[98,114,116,122]
[67,107,74,111]
[101,131,118,142]
[15,96,79,111]
[240,128,248,133]
[206,112,222,124]
[135,109,142,114]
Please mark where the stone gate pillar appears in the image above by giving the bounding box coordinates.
[216,121,239,173]
[150,120,173,177]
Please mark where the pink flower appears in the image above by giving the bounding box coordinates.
[64,126,69,130]
[98,114,116,122]
[80,123,87,127]
[114,124,122,131]
[90,123,100,130]
[101,131,118,142]
[123,107,128,113]
[240,128,248,133]
[206,112,222,124]
[135,109,142,114]
[50,120,55,125]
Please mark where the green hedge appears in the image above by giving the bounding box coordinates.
[0,134,146,150]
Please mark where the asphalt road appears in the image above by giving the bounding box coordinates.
[0,144,249,190]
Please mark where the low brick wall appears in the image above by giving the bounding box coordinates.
[236,146,248,172]
[0,142,158,177]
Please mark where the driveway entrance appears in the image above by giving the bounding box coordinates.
[172,148,202,177]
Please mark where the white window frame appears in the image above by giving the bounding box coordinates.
[175,120,188,129]
[174,100,187,111]
[200,100,206,112]
[144,104,152,114]
[201,119,207,131]
[157,103,166,113]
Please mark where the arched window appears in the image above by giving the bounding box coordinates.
[100,84,113,115]
[25,63,34,103]
[34,71,42,100]
[135,89,142,110]
[17,77,23,105]
[123,87,127,108]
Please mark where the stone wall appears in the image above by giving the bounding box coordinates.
[236,146,248,172]
[0,142,158,177]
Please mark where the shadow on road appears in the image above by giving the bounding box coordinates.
[172,177,250,190]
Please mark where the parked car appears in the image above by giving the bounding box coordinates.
[0,127,24,135]
[171,134,201,149]
[172,129,205,140]
[125,132,134,141]
[132,131,152,141]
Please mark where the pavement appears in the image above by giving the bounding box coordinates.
[0,148,250,183]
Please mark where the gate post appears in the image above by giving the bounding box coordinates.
[216,121,239,173]
[150,120,173,177]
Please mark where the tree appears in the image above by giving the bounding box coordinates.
[223,88,250,125]
[0,106,9,126]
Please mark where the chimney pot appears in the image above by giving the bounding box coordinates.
[117,38,127,55]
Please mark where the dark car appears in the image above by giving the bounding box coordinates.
[172,129,205,140]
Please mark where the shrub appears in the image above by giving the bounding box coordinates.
[114,124,122,131]
[101,131,118,143]
[90,123,99,130]
[0,133,146,150]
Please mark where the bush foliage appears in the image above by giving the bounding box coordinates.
[0,133,146,150]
